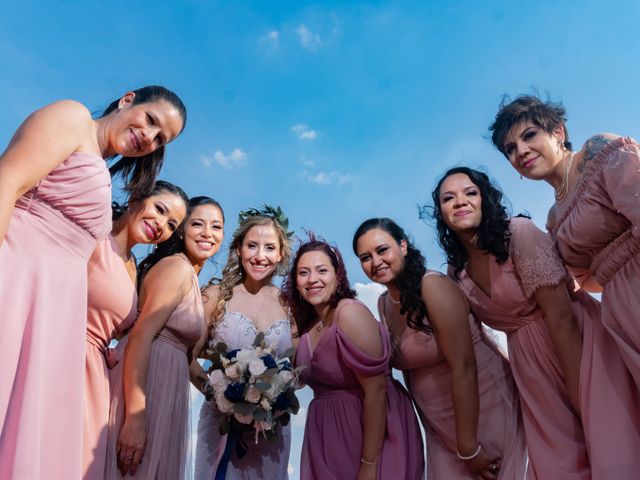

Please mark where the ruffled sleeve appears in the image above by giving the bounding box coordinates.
[509,217,567,298]
[335,323,391,377]
[600,137,640,238]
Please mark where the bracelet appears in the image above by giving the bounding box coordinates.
[360,457,377,466]
[456,443,482,461]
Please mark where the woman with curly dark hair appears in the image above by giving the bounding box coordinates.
[353,218,525,479]
[490,94,640,479]
[280,236,424,480]
[432,167,608,479]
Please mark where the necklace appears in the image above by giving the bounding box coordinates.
[315,319,330,332]
[387,291,401,304]
[554,151,576,203]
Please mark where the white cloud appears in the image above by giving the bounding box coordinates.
[203,148,247,168]
[354,282,386,320]
[296,25,321,51]
[259,30,280,49]
[303,170,354,186]
[291,124,317,141]
[299,154,315,167]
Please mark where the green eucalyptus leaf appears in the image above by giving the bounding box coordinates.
[233,402,258,416]
[254,381,272,391]
[253,332,265,347]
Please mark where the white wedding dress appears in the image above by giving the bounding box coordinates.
[194,311,292,480]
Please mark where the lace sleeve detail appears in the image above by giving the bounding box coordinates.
[509,217,566,298]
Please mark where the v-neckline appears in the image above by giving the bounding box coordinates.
[465,255,493,300]
[305,323,337,359]
[108,235,137,290]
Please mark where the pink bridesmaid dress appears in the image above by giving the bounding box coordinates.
[548,135,640,478]
[105,253,205,479]
[295,299,425,480]
[379,272,527,479]
[454,217,592,480]
[83,236,138,479]
[0,152,112,479]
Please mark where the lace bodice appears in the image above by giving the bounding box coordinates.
[210,311,292,355]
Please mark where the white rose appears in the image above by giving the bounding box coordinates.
[225,363,242,380]
[245,386,262,404]
[249,359,267,377]
[209,370,227,390]
[236,349,258,363]
[260,398,272,411]
[279,370,294,384]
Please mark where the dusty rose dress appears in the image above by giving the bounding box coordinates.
[548,135,640,477]
[454,217,592,480]
[83,236,138,479]
[379,271,527,479]
[195,312,292,479]
[295,299,425,480]
[0,152,111,479]
[105,253,205,479]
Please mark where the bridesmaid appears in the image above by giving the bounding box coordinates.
[191,206,293,479]
[353,218,526,480]
[0,85,186,479]
[490,94,640,378]
[83,180,189,479]
[431,167,603,479]
[490,94,640,477]
[280,236,424,480]
[105,196,225,479]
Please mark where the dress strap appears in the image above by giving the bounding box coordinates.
[422,270,446,280]
[333,298,364,322]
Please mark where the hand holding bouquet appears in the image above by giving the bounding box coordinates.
[202,332,302,444]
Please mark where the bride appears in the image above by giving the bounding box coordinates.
[191,206,293,479]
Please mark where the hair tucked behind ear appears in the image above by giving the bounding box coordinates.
[353,218,432,334]
[137,196,224,289]
[103,85,187,195]
[429,167,512,279]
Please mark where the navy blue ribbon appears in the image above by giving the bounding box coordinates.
[213,429,249,480]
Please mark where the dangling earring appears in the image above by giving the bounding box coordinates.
[520,173,523,180]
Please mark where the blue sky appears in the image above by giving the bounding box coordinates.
[2,1,639,477]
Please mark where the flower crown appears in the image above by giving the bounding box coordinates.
[237,204,294,239]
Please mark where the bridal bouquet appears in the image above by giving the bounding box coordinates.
[203,332,301,444]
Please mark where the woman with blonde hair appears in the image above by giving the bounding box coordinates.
[192,205,293,480]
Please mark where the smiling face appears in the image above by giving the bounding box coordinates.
[356,228,407,286]
[296,250,337,309]
[127,191,187,245]
[182,204,225,265]
[438,173,483,234]
[502,120,565,180]
[237,224,283,283]
[109,93,184,158]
